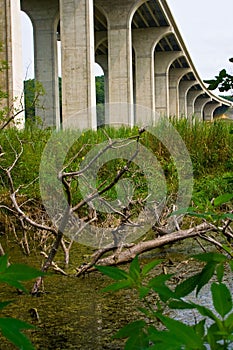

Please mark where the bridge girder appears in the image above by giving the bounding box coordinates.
[1,0,231,128]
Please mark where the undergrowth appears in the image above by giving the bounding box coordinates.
[0,118,232,212]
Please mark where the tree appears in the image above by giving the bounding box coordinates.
[95,75,105,104]
[204,58,233,94]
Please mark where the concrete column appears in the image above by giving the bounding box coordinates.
[179,81,197,117]
[204,102,221,121]
[0,0,24,126]
[154,51,182,117]
[194,96,211,120]
[133,27,171,123]
[96,0,134,125]
[0,0,11,109]
[168,67,191,117]
[186,89,203,118]
[60,0,96,129]
[22,0,59,127]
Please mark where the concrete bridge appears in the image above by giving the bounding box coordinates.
[0,0,231,129]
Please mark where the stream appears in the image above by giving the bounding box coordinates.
[0,239,232,349]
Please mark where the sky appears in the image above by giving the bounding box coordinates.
[21,0,233,84]
[166,0,233,81]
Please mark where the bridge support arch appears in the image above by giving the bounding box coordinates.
[169,67,191,117]
[179,80,197,118]
[95,0,134,125]
[21,0,59,128]
[194,95,211,120]
[133,26,171,123]
[154,50,182,117]
[204,102,221,121]
[187,88,203,118]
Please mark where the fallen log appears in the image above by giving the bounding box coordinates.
[76,222,215,275]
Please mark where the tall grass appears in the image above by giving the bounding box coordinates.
[0,119,232,205]
[172,118,233,176]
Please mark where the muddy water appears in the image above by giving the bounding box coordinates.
[0,239,231,349]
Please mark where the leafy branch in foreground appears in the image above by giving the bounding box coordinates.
[204,58,233,93]
[96,252,233,349]
[0,254,46,349]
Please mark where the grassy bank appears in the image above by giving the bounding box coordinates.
[0,118,232,214]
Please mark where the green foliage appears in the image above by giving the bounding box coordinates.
[0,318,35,350]
[1,119,232,226]
[0,255,45,349]
[204,66,233,93]
[204,57,233,96]
[24,79,45,121]
[95,75,105,105]
[172,118,233,177]
[97,253,233,349]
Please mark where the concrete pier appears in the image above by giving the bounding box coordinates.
[0,0,231,129]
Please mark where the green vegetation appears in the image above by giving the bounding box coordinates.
[204,58,233,93]
[1,56,233,349]
[0,255,45,349]
[96,75,105,105]
[0,119,232,210]
[97,251,233,349]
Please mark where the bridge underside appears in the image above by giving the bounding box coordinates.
[1,0,231,128]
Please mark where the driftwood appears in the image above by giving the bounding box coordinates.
[76,222,216,275]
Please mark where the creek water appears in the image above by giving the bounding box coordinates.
[0,239,232,349]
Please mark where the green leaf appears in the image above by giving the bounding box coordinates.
[102,279,132,292]
[224,312,233,330]
[223,213,233,220]
[193,252,227,264]
[203,79,217,85]
[154,285,175,303]
[148,274,174,302]
[174,274,200,298]
[129,256,140,281]
[211,282,232,318]
[0,318,35,350]
[141,259,162,276]
[156,313,204,348]
[190,302,220,324]
[208,81,220,90]
[196,262,216,295]
[219,69,227,78]
[0,255,8,273]
[169,299,196,310]
[95,265,128,281]
[113,320,146,339]
[193,319,206,339]
[148,274,173,288]
[139,286,150,299]
[169,207,195,217]
[148,328,183,349]
[137,307,152,318]
[2,264,45,281]
[221,244,233,256]
[124,329,149,350]
[216,263,224,283]
[206,323,223,346]
[0,301,12,310]
[214,193,233,206]
[0,277,28,293]
[229,260,233,272]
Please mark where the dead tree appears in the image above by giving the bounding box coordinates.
[1,127,232,294]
